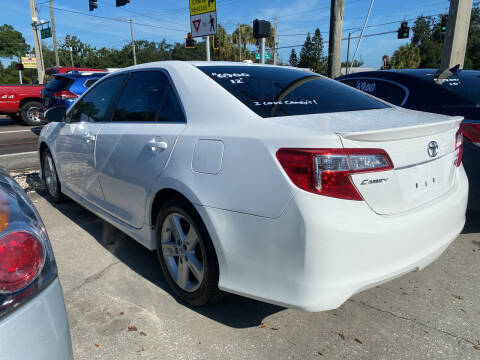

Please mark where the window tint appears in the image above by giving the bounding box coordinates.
[45,77,72,91]
[157,86,185,122]
[69,75,125,123]
[113,71,171,122]
[341,78,407,106]
[84,79,99,88]
[198,66,389,118]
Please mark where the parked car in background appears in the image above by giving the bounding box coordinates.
[337,69,480,210]
[39,62,467,312]
[0,84,44,126]
[42,71,108,111]
[45,66,106,76]
[0,168,72,359]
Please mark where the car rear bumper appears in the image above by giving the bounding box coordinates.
[0,278,73,359]
[198,166,468,312]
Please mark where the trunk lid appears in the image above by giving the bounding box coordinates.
[338,114,462,215]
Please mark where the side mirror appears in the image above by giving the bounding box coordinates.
[43,106,66,123]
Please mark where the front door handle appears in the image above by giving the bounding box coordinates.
[148,140,168,151]
[85,133,96,143]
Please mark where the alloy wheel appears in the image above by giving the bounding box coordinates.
[160,213,205,292]
[44,154,58,197]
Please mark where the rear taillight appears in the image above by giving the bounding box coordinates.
[53,90,78,100]
[0,232,45,293]
[276,148,393,201]
[455,128,463,167]
[461,122,480,145]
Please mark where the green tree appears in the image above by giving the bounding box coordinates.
[232,24,254,49]
[311,28,326,74]
[0,24,29,59]
[391,43,421,69]
[289,49,299,66]
[298,33,313,68]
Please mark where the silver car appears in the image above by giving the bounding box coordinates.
[0,168,72,359]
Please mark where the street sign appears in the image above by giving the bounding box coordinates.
[21,56,37,69]
[190,11,217,37]
[254,52,271,60]
[40,27,52,39]
[189,0,216,16]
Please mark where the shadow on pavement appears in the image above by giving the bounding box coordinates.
[33,184,284,329]
[462,210,480,235]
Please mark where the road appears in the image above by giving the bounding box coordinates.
[11,171,480,360]
[0,116,40,169]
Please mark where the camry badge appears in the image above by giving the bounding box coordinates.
[427,141,439,158]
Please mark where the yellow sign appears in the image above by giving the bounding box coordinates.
[21,56,37,69]
[189,0,216,16]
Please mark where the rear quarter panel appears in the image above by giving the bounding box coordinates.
[0,85,43,113]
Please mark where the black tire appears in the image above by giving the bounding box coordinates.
[156,198,223,306]
[42,150,66,203]
[20,101,43,126]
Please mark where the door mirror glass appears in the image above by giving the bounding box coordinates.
[43,106,66,123]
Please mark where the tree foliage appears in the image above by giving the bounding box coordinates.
[289,49,298,67]
[296,28,327,74]
[0,24,30,59]
[391,3,480,70]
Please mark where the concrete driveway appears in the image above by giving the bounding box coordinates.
[19,171,480,359]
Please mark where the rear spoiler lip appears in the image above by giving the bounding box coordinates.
[337,116,464,142]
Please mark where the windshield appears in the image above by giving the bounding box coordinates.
[198,66,389,118]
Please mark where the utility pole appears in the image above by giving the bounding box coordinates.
[273,17,278,65]
[327,0,344,78]
[345,32,351,74]
[49,0,59,67]
[437,0,472,78]
[129,19,137,65]
[29,0,45,84]
[238,23,241,61]
[206,35,211,61]
[69,46,74,67]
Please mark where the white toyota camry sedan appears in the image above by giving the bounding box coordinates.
[39,61,468,311]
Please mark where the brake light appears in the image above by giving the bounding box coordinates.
[455,128,463,167]
[0,232,44,293]
[461,122,480,144]
[276,148,393,201]
[53,90,78,100]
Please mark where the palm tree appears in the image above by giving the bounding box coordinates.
[231,24,254,48]
[391,43,421,69]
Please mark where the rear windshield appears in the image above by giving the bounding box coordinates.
[45,77,72,91]
[197,66,389,118]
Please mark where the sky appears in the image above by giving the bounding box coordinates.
[1,0,452,68]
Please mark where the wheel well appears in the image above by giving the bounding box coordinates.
[38,142,49,170]
[150,188,192,228]
[19,97,42,110]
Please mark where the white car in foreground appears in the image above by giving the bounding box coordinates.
[39,62,468,311]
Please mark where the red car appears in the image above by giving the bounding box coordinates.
[0,84,44,126]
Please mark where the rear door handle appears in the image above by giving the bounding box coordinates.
[148,140,168,151]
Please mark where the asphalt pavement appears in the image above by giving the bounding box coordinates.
[11,171,480,360]
[0,116,40,170]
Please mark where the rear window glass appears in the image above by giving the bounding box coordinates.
[197,66,389,118]
[340,78,407,106]
[84,79,99,88]
[45,77,71,91]
[440,74,480,105]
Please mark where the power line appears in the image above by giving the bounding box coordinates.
[269,29,398,51]
[50,6,188,32]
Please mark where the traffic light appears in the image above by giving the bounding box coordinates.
[14,63,24,71]
[213,35,219,50]
[185,33,195,49]
[440,15,448,33]
[89,0,97,11]
[397,21,410,39]
[253,19,271,39]
[116,0,130,7]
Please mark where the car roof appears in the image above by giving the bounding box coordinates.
[339,68,480,81]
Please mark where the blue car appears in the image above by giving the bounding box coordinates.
[41,71,107,110]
